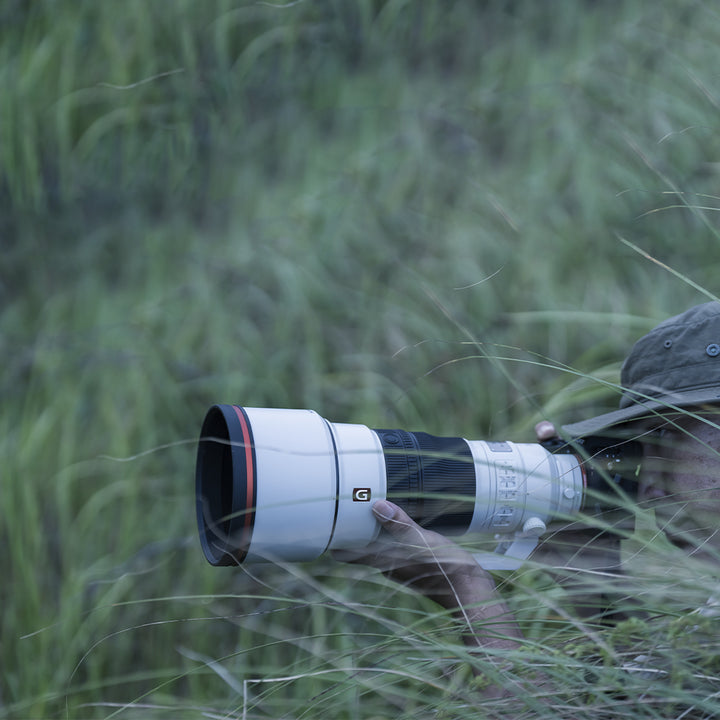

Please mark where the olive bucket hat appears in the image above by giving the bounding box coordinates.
[562,301,720,438]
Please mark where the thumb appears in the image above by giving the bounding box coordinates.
[372,499,419,538]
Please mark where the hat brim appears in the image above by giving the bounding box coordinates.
[561,386,720,438]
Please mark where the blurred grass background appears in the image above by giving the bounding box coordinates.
[2,1,720,717]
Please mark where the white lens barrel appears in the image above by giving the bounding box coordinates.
[241,408,384,562]
[325,422,385,551]
[197,405,590,566]
[466,441,584,535]
[241,407,335,562]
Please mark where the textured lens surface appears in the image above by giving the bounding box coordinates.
[375,429,475,532]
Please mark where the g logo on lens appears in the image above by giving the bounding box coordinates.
[352,488,371,502]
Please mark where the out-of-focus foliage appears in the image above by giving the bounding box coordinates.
[2,1,720,717]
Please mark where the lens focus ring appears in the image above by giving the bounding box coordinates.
[375,429,475,533]
[375,429,422,519]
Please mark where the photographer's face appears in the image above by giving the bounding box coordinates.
[638,413,720,548]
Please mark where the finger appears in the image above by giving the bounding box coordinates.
[331,501,427,567]
[371,500,426,543]
[371,500,470,564]
[371,499,404,524]
[534,420,558,442]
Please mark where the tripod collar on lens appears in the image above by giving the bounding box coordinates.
[474,529,545,571]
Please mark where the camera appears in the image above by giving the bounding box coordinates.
[195,405,642,567]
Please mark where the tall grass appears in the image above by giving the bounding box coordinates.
[2,0,720,717]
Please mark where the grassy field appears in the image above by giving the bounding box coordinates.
[3,1,720,717]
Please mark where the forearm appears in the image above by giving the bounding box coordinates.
[335,500,528,696]
[438,564,524,651]
[443,566,538,704]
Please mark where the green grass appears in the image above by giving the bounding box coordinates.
[3,0,720,717]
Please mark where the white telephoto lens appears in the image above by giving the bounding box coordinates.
[197,405,635,566]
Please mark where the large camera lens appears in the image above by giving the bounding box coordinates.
[196,405,596,566]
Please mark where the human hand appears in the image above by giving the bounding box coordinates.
[333,499,523,649]
[333,499,492,610]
